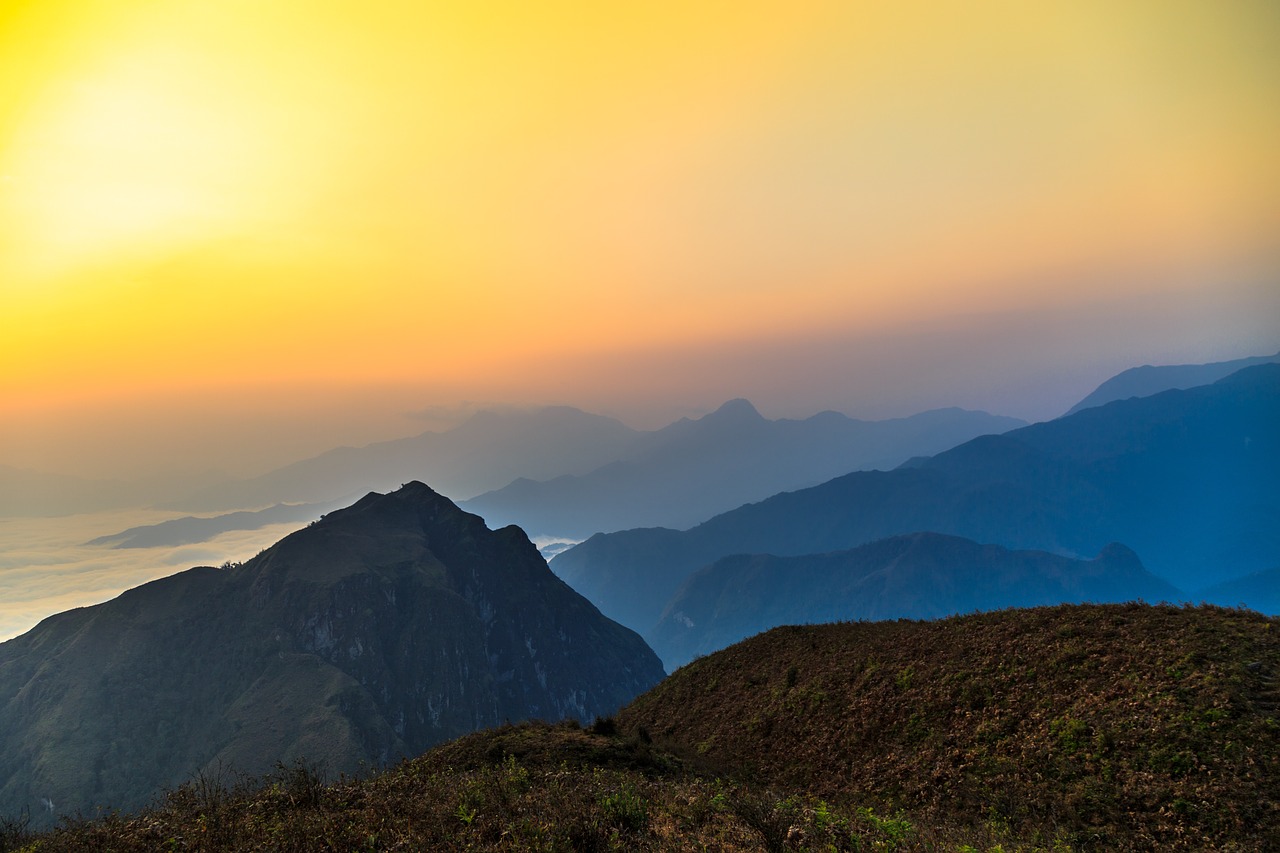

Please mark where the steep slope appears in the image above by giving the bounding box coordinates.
[0,482,664,825]
[553,364,1279,631]
[649,533,1180,669]
[621,604,1280,851]
[1064,350,1280,415]
[172,406,642,511]
[462,403,1024,538]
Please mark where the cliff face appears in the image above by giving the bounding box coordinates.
[0,482,664,824]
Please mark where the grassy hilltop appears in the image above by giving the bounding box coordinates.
[6,603,1277,851]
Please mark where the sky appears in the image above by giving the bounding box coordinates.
[2,0,1279,482]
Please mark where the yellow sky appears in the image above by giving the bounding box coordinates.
[2,1,1279,474]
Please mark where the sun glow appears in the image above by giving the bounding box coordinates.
[1,0,1277,437]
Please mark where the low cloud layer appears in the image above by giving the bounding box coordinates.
[0,510,310,642]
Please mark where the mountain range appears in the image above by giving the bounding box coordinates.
[0,482,663,824]
[170,406,641,512]
[460,402,1024,538]
[1064,350,1280,415]
[553,364,1280,638]
[648,533,1179,669]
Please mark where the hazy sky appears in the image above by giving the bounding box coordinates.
[3,1,1279,480]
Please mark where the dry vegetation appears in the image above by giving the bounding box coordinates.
[4,603,1276,851]
[621,603,1280,850]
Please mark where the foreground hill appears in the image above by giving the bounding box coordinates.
[20,604,1277,851]
[0,482,663,825]
[623,604,1280,850]
[462,402,1023,538]
[1064,349,1280,415]
[649,533,1179,669]
[554,364,1280,631]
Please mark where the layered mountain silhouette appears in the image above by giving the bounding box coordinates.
[553,364,1280,634]
[1064,350,1280,415]
[85,501,343,549]
[173,403,1022,529]
[172,407,641,512]
[461,402,1024,537]
[649,533,1179,669]
[0,482,664,824]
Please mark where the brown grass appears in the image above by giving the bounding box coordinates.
[620,603,1280,850]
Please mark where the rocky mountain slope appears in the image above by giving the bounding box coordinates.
[0,482,664,825]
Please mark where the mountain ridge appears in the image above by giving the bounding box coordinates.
[1064,350,1280,415]
[463,405,1025,538]
[648,532,1181,669]
[553,364,1280,632]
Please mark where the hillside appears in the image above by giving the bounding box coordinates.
[462,403,1024,539]
[623,604,1280,850]
[648,533,1180,669]
[553,364,1280,631]
[17,604,1277,851]
[0,482,663,825]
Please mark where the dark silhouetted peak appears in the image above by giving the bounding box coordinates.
[0,484,664,824]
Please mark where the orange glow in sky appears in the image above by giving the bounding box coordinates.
[2,0,1279,476]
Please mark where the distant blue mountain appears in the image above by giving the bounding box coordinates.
[85,501,344,549]
[1065,351,1279,416]
[461,403,1024,538]
[649,533,1180,669]
[553,364,1280,634]
[171,406,642,511]
[1197,567,1280,615]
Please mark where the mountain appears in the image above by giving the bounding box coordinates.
[84,501,342,549]
[461,403,1025,538]
[648,533,1180,669]
[553,364,1280,632]
[33,604,1279,851]
[1065,350,1280,415]
[1198,566,1280,615]
[0,482,664,825]
[171,406,643,511]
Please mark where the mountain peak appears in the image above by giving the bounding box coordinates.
[0,483,664,823]
[703,398,764,423]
